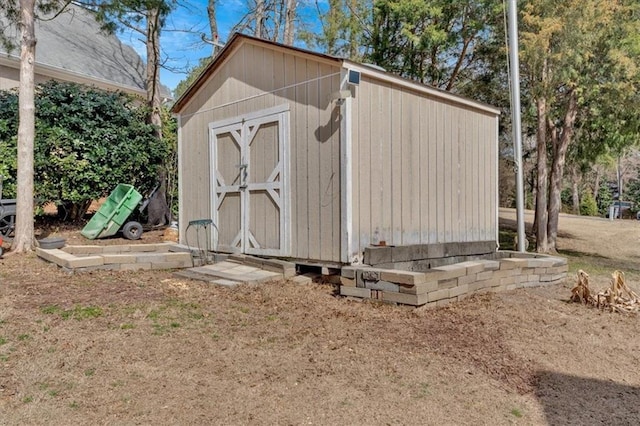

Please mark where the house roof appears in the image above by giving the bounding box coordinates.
[0,5,169,98]
[171,32,499,116]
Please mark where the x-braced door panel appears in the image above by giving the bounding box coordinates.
[210,106,289,257]
[210,125,243,253]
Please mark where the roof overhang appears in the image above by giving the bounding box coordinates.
[0,54,147,98]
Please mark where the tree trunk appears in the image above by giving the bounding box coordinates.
[207,0,220,56]
[283,0,296,45]
[593,167,601,200]
[571,166,580,214]
[547,89,578,250]
[146,7,162,140]
[535,97,549,252]
[12,0,37,253]
[255,0,265,38]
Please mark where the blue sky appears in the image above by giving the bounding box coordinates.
[118,0,326,93]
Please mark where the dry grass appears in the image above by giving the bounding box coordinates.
[0,210,639,425]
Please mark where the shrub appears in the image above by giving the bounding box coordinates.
[0,81,169,220]
[580,189,598,216]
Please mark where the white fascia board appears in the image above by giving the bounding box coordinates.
[343,60,501,116]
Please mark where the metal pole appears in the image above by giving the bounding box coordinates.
[508,0,526,252]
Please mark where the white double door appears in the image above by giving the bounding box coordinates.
[209,106,289,256]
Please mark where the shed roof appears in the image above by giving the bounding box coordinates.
[171,32,500,116]
[0,5,168,97]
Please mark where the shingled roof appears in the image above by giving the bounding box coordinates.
[1,4,167,97]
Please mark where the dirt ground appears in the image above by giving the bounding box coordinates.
[1,210,639,425]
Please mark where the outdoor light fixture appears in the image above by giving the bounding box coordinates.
[348,69,360,86]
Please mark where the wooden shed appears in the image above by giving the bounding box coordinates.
[171,33,500,266]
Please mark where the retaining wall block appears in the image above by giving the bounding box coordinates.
[102,254,137,264]
[340,277,356,287]
[550,257,568,267]
[469,280,490,292]
[476,270,494,281]
[36,248,74,268]
[379,270,427,285]
[540,273,566,282]
[132,245,160,252]
[382,291,429,306]
[426,264,467,281]
[458,274,478,286]
[341,266,357,279]
[525,258,555,268]
[341,286,371,298]
[135,254,168,263]
[480,260,500,271]
[398,281,438,295]
[500,276,517,286]
[438,279,459,290]
[100,245,127,254]
[527,274,540,282]
[365,280,400,292]
[500,258,527,270]
[449,284,469,299]
[63,245,103,255]
[427,288,450,302]
[455,261,486,275]
[151,261,188,270]
[361,270,380,281]
[65,256,104,268]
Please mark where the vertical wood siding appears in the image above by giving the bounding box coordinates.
[350,76,498,258]
[177,41,342,262]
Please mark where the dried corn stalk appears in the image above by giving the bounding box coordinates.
[570,269,594,304]
[571,270,640,313]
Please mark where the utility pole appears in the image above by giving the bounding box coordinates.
[508,0,526,252]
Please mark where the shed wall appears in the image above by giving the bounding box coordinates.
[350,75,498,259]
[177,41,343,262]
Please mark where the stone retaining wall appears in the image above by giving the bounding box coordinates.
[36,243,192,271]
[340,251,568,307]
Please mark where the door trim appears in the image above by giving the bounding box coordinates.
[208,105,291,257]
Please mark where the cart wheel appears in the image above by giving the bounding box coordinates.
[122,221,143,240]
[0,214,15,237]
[0,246,3,257]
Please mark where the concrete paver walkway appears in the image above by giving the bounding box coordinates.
[174,260,283,286]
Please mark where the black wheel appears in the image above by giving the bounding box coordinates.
[0,214,15,237]
[0,246,4,257]
[122,221,143,240]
